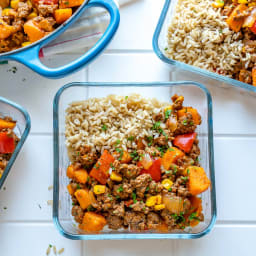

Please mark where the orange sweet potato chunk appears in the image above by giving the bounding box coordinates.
[74,189,91,210]
[188,166,211,196]
[79,212,107,232]
[161,147,184,170]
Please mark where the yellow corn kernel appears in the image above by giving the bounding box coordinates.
[161,179,173,190]
[164,106,172,112]
[10,0,19,9]
[22,41,31,47]
[146,196,157,207]
[93,185,106,195]
[238,0,247,3]
[2,8,11,16]
[212,0,224,8]
[154,204,166,211]
[156,195,162,205]
[27,12,37,20]
[27,0,32,7]
[110,171,122,182]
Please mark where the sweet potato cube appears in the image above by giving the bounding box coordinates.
[188,166,211,195]
[79,212,107,232]
[74,189,91,210]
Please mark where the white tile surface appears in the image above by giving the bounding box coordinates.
[176,225,256,256]
[0,223,82,256]
[0,0,255,254]
[107,0,165,50]
[0,135,53,221]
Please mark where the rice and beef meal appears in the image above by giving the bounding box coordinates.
[65,94,211,233]
[166,0,256,86]
[0,116,19,179]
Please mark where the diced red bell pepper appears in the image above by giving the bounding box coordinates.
[173,132,197,153]
[140,158,161,182]
[0,132,15,154]
[124,199,133,207]
[250,20,256,34]
[90,150,115,185]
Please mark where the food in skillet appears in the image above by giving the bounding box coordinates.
[65,94,211,232]
[0,0,84,52]
[0,116,19,179]
[166,0,256,86]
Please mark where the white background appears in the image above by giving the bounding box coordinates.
[0,0,256,255]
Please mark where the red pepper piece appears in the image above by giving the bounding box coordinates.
[140,158,161,182]
[90,150,115,185]
[173,132,197,153]
[124,199,133,207]
[0,132,15,154]
[250,20,256,34]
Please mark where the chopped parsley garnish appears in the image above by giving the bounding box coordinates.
[49,244,52,248]
[181,176,189,183]
[86,176,90,182]
[87,205,95,212]
[171,212,185,224]
[147,136,153,146]
[187,169,190,175]
[145,186,150,192]
[173,166,178,175]
[132,192,137,203]
[110,163,115,170]
[125,96,128,100]
[127,136,134,141]
[64,1,69,5]
[168,188,172,192]
[117,185,123,193]
[115,139,121,145]
[76,184,81,189]
[153,121,161,130]
[188,212,200,221]
[130,150,139,161]
[77,151,80,156]
[116,195,120,199]
[189,121,194,126]
[157,146,168,157]
[94,163,100,170]
[116,148,124,160]
[165,109,172,120]
[101,124,107,131]
[182,119,188,126]
[164,47,168,51]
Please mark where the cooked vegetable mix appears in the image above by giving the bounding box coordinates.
[0,116,19,179]
[65,94,211,233]
[0,0,85,52]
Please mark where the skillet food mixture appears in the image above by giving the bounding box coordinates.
[65,94,211,232]
[166,0,256,86]
[0,116,19,179]
[0,0,84,52]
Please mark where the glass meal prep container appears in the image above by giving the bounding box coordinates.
[53,81,216,240]
[0,97,31,189]
[153,0,256,94]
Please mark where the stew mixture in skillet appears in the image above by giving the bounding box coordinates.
[0,0,84,53]
[0,116,19,179]
[65,94,211,232]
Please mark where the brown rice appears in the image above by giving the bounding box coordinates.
[165,0,251,77]
[65,94,169,158]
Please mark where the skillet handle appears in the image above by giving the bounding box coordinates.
[8,0,120,79]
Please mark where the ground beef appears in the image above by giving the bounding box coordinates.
[131,174,152,198]
[116,163,141,179]
[37,3,58,16]
[171,94,184,110]
[239,69,252,84]
[113,182,133,199]
[71,205,84,224]
[148,180,163,195]
[130,201,149,213]
[153,112,164,122]
[78,152,97,169]
[154,134,168,146]
[124,211,146,231]
[147,212,160,229]
[145,146,161,157]
[188,141,200,161]
[112,201,125,217]
[174,113,196,135]
[17,2,32,18]
[106,215,123,230]
[161,209,176,228]
[171,177,190,197]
